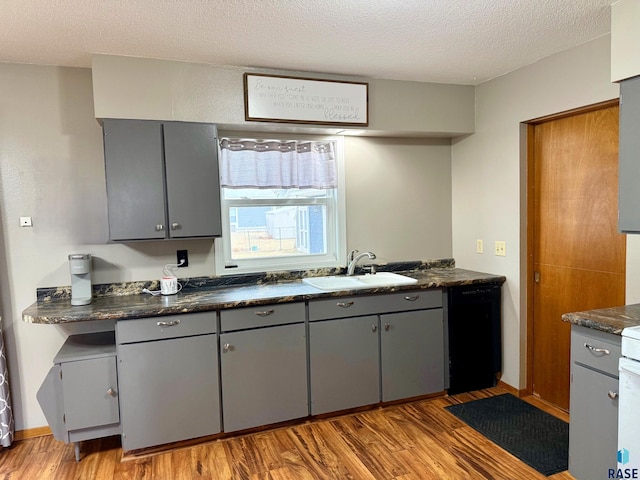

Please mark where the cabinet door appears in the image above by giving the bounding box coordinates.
[380,309,444,402]
[36,365,67,442]
[619,76,640,232]
[220,323,307,432]
[62,356,119,431]
[117,334,220,451]
[163,122,222,238]
[102,119,166,240]
[309,316,380,415]
[569,364,619,480]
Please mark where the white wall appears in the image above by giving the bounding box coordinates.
[451,35,622,389]
[0,63,453,430]
[345,137,452,262]
[92,54,475,137]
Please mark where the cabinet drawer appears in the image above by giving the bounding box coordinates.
[220,302,305,332]
[571,325,621,376]
[116,312,216,344]
[308,289,442,321]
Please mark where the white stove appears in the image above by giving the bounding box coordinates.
[618,326,640,473]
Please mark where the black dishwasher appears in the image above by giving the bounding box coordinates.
[447,283,502,395]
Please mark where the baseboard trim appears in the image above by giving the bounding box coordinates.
[496,380,529,397]
[14,426,52,441]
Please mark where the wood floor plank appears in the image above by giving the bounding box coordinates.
[289,421,378,480]
[328,414,410,478]
[0,388,576,480]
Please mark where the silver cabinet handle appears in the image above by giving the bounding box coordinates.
[384,323,391,331]
[584,343,610,355]
[222,343,232,353]
[255,309,275,317]
[157,319,181,327]
[371,324,378,332]
[337,301,354,308]
[171,222,181,230]
[404,295,419,301]
[608,391,618,400]
[107,387,117,397]
[155,224,164,231]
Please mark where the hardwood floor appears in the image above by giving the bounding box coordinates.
[0,387,576,479]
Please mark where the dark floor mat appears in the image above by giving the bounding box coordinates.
[445,393,569,476]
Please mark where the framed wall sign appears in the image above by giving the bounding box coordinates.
[244,73,368,127]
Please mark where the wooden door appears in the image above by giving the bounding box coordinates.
[530,103,625,410]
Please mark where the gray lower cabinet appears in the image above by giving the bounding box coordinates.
[309,290,445,415]
[219,303,308,432]
[309,315,380,415]
[619,76,640,233]
[569,325,621,480]
[36,332,120,461]
[102,119,221,241]
[380,309,444,402]
[116,313,220,451]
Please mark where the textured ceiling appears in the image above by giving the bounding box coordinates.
[0,0,615,85]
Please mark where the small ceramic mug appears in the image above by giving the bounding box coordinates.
[160,276,178,295]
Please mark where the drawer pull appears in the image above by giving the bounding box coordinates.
[107,387,117,397]
[384,323,391,331]
[404,295,419,301]
[371,324,378,332]
[584,343,610,355]
[157,319,181,327]
[223,343,232,352]
[608,391,618,400]
[337,301,354,308]
[255,309,275,317]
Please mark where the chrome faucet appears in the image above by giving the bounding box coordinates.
[346,249,376,276]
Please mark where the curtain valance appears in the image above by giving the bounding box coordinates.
[219,138,337,189]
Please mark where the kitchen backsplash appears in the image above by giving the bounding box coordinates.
[36,258,456,302]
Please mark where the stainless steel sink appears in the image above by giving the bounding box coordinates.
[302,272,417,291]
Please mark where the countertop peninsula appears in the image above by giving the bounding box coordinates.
[562,304,640,335]
[23,266,505,325]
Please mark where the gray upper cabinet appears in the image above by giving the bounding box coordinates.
[102,119,221,241]
[619,76,640,233]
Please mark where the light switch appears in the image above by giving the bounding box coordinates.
[476,239,484,254]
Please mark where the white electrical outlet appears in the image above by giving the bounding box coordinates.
[495,241,506,256]
[476,239,484,254]
[19,216,33,227]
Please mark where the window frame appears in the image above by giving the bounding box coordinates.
[214,134,346,276]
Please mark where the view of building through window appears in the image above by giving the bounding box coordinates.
[216,136,344,274]
[224,189,329,260]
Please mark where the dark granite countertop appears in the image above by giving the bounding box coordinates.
[23,267,505,325]
[562,304,640,335]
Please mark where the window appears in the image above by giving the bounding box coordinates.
[214,135,346,275]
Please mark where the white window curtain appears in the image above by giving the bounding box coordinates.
[219,138,337,189]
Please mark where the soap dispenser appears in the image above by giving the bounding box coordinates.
[68,254,92,306]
